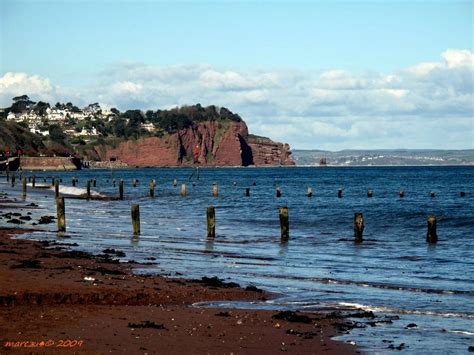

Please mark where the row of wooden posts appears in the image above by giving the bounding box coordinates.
[53,197,439,244]
[2,173,440,244]
[9,174,467,200]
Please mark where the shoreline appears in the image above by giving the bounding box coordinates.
[0,224,358,354]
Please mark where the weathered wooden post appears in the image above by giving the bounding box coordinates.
[207,205,215,239]
[119,179,124,200]
[245,188,250,197]
[367,190,373,198]
[54,179,60,198]
[181,183,187,197]
[399,190,405,198]
[173,179,177,187]
[131,204,140,235]
[338,188,343,198]
[430,192,436,198]
[32,176,36,188]
[22,177,27,197]
[426,215,437,243]
[86,180,91,200]
[279,206,289,242]
[213,183,218,197]
[307,187,313,198]
[276,187,281,198]
[56,197,66,232]
[92,178,96,187]
[149,180,155,197]
[354,212,364,242]
[72,177,76,187]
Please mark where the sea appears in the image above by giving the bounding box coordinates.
[1,166,473,354]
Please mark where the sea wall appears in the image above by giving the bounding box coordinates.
[19,157,81,171]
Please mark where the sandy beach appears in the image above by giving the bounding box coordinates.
[0,222,358,354]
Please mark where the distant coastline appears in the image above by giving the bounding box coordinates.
[292,149,474,167]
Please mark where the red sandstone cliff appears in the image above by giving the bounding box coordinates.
[94,120,294,167]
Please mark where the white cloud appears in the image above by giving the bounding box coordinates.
[0,72,54,103]
[1,49,472,150]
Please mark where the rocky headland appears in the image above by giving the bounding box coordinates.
[92,120,294,167]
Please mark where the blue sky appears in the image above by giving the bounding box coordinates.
[1,0,473,150]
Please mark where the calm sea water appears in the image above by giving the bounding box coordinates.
[1,166,473,353]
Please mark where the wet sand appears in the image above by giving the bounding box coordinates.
[0,225,359,354]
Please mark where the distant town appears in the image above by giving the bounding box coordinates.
[1,95,155,138]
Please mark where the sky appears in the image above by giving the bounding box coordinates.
[0,0,473,150]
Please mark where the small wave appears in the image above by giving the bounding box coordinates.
[337,302,474,319]
[52,186,105,197]
[254,273,474,296]
[445,330,474,336]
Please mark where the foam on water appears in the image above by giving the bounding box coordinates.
[53,185,105,197]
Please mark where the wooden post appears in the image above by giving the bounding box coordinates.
[72,177,76,187]
[430,192,436,198]
[119,180,124,200]
[131,204,140,235]
[307,187,313,198]
[427,215,437,243]
[207,205,215,239]
[173,179,177,187]
[56,197,66,232]
[354,212,364,243]
[399,190,405,198]
[86,180,91,200]
[367,190,373,198]
[150,180,155,197]
[276,187,281,198]
[245,188,250,197]
[22,177,27,197]
[338,188,343,198]
[279,206,289,242]
[32,176,36,188]
[181,183,187,197]
[54,180,60,198]
[213,183,218,197]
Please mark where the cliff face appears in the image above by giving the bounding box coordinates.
[94,120,294,167]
